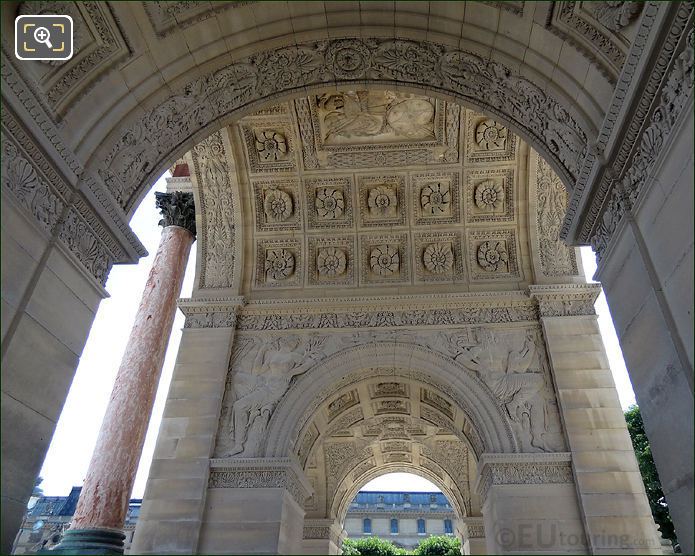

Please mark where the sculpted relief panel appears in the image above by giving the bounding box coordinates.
[213,324,566,460]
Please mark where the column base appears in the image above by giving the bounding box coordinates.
[48,528,125,555]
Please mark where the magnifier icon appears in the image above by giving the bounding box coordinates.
[33,26,53,49]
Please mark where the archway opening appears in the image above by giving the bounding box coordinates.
[344,472,458,553]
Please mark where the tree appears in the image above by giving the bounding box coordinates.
[341,537,405,556]
[413,535,461,556]
[624,405,678,548]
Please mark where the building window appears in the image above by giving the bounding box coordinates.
[363,518,372,535]
[444,519,453,534]
[390,518,399,534]
[417,518,426,535]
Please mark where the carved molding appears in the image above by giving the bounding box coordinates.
[101,37,589,213]
[179,297,245,328]
[462,517,485,539]
[143,1,255,37]
[529,284,600,317]
[564,3,691,243]
[588,21,694,262]
[476,452,573,502]
[208,457,311,508]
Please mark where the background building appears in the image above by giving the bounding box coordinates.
[344,491,455,551]
[12,488,140,555]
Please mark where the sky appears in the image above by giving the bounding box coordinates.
[37,174,635,499]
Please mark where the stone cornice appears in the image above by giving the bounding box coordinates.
[529,283,600,317]
[178,296,246,328]
[475,452,573,503]
[303,519,345,543]
[208,457,312,508]
[461,516,485,539]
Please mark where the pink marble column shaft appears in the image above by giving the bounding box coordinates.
[71,224,194,530]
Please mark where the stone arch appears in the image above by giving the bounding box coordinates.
[92,36,600,217]
[264,341,518,459]
[333,464,468,525]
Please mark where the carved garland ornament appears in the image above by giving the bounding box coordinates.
[102,37,588,212]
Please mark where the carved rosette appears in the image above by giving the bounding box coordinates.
[475,119,508,150]
[423,243,454,274]
[155,191,196,236]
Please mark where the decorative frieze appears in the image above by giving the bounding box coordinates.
[208,458,311,508]
[476,452,574,502]
[102,37,589,212]
[179,297,244,329]
[529,284,600,317]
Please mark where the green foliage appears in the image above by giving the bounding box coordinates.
[341,537,404,556]
[624,405,678,547]
[413,535,461,556]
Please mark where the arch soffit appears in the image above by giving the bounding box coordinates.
[93,35,598,216]
[263,341,518,459]
[333,463,468,524]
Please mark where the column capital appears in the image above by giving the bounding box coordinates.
[475,452,574,503]
[207,457,313,508]
[178,296,246,328]
[461,516,485,539]
[155,191,196,236]
[528,283,600,317]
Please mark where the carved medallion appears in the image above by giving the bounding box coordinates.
[263,188,294,222]
[423,243,454,274]
[367,186,398,217]
[265,249,295,281]
[420,182,451,216]
[475,119,508,150]
[474,180,505,212]
[255,130,289,162]
[370,245,400,276]
[315,187,345,220]
[477,241,509,273]
[317,247,347,277]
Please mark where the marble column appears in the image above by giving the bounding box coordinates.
[54,192,196,554]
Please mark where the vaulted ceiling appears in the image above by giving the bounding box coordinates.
[185,89,582,298]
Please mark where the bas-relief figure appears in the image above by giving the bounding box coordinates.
[218,328,565,458]
[223,337,326,456]
[448,328,565,452]
[316,91,436,145]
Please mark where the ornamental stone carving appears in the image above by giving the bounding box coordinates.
[592,1,643,31]
[255,130,288,162]
[477,241,509,273]
[370,245,400,276]
[474,180,505,212]
[367,185,398,217]
[265,249,295,281]
[420,182,451,216]
[222,337,325,456]
[423,243,454,274]
[315,187,345,220]
[102,37,588,212]
[263,188,293,222]
[155,191,196,235]
[317,247,347,277]
[475,119,508,150]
